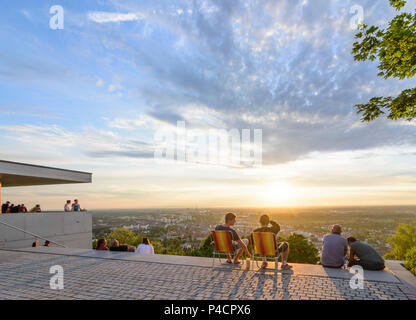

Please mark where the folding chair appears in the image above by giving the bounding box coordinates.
[211,230,235,267]
[251,232,281,272]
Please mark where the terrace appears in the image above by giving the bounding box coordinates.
[0,247,415,300]
[1,160,415,300]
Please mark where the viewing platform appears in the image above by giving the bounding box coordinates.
[0,247,415,300]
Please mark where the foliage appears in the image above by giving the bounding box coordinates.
[352,0,416,121]
[107,227,141,247]
[186,234,214,257]
[384,224,416,260]
[277,233,320,264]
[404,246,416,275]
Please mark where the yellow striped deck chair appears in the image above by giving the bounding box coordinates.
[251,232,281,272]
[211,230,235,267]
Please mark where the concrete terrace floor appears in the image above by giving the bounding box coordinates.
[0,247,415,300]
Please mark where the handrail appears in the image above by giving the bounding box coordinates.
[0,220,66,248]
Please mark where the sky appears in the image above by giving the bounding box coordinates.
[1,0,416,210]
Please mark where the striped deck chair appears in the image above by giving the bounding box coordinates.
[211,230,235,267]
[251,232,281,272]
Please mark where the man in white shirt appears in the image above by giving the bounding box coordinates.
[64,200,72,212]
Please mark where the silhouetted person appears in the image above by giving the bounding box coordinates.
[32,240,39,247]
[253,214,292,270]
[19,204,27,213]
[1,201,10,214]
[44,240,51,247]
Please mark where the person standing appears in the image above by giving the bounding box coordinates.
[64,200,72,212]
[1,201,10,214]
[72,199,86,212]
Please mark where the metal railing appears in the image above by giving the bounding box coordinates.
[0,220,66,248]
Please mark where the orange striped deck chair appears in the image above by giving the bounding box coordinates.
[211,230,235,267]
[251,232,281,272]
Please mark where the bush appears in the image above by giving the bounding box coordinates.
[404,246,416,276]
[186,234,213,257]
[277,233,320,264]
[107,227,141,247]
[385,224,416,260]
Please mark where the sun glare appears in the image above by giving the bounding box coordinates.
[263,182,297,204]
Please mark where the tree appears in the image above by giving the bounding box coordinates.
[384,223,416,260]
[107,227,140,246]
[186,234,214,258]
[404,246,416,275]
[352,0,416,121]
[277,234,320,264]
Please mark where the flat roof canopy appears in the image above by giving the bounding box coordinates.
[0,160,92,187]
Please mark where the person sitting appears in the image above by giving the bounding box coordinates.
[136,237,155,254]
[1,201,10,214]
[347,237,385,271]
[19,204,27,213]
[44,240,51,247]
[109,239,135,252]
[32,240,39,247]
[29,204,42,213]
[10,204,19,213]
[321,224,348,268]
[96,238,109,251]
[64,200,72,212]
[253,214,292,270]
[72,199,86,212]
[215,212,250,265]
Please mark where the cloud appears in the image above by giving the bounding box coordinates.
[99,0,416,165]
[108,84,122,92]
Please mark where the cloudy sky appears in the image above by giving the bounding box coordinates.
[1,0,416,210]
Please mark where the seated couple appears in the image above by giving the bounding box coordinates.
[215,212,292,270]
[321,225,385,271]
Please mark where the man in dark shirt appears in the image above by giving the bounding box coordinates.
[347,237,385,270]
[109,239,135,252]
[253,215,292,270]
[215,212,250,264]
[1,201,10,214]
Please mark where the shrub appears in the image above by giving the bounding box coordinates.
[277,233,320,264]
[404,246,416,276]
[385,224,416,260]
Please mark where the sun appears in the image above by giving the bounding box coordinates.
[263,182,297,204]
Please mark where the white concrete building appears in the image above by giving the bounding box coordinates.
[0,160,92,249]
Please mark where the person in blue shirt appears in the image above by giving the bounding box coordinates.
[72,199,86,212]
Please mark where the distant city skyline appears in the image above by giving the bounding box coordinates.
[1,0,416,209]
